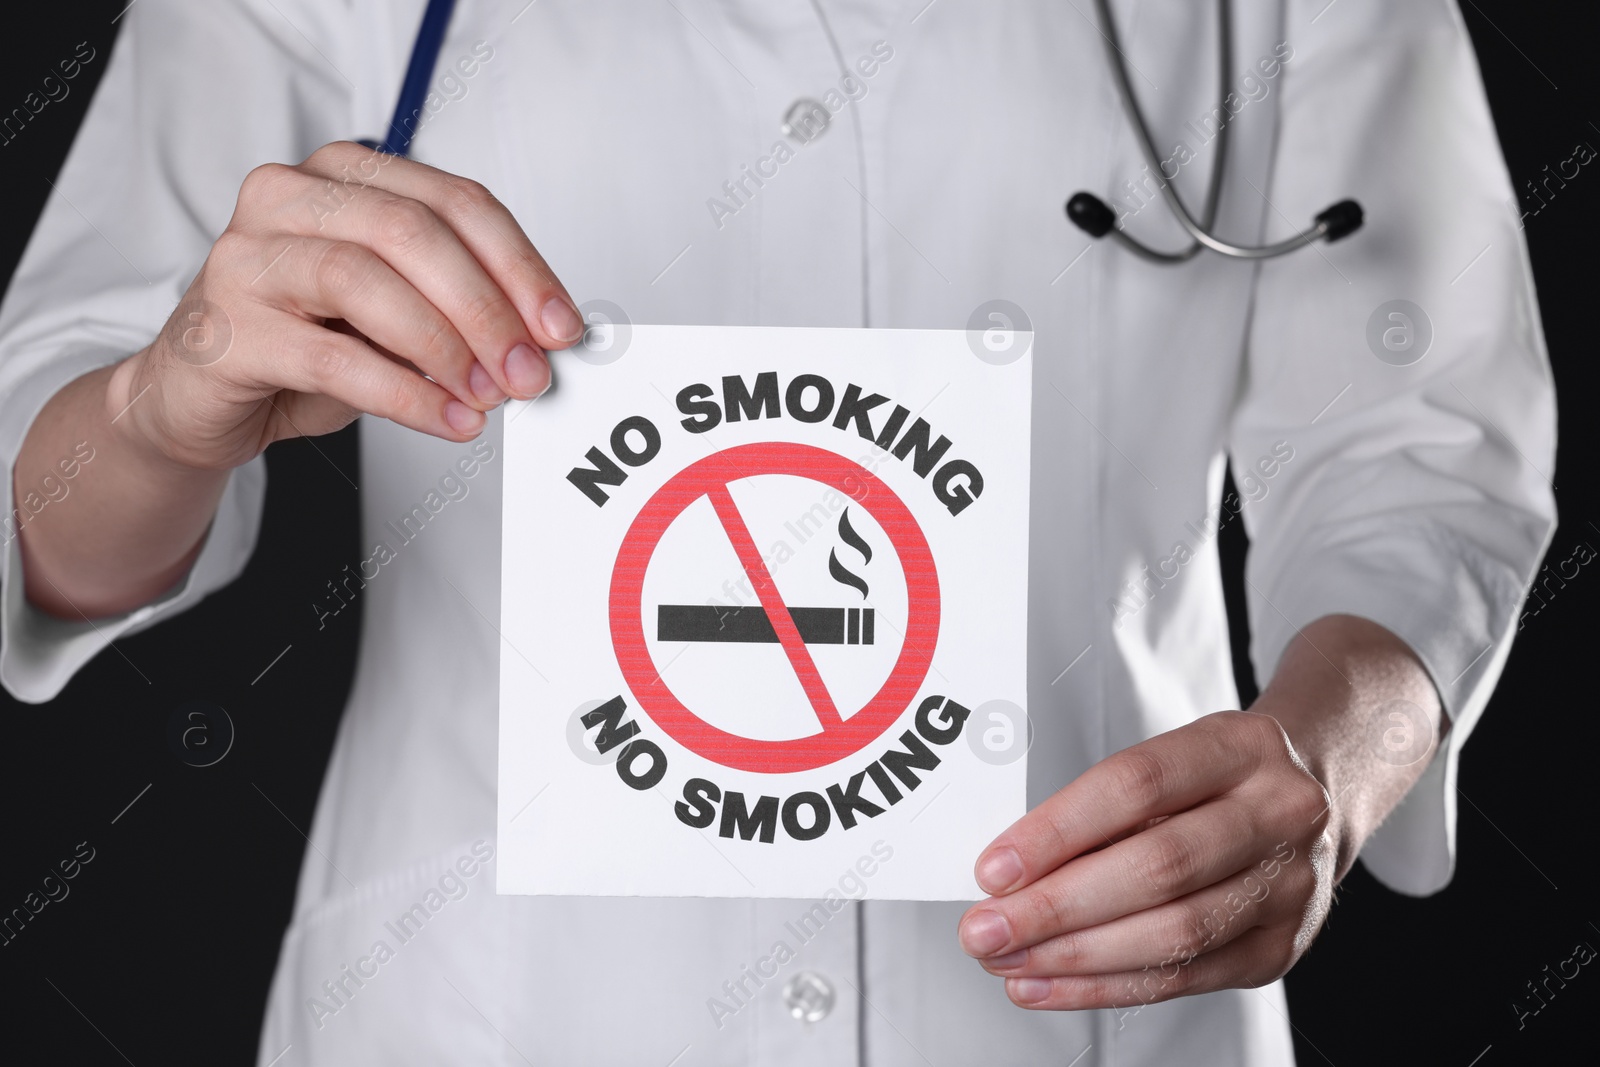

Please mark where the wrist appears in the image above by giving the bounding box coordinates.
[104,348,208,477]
[1249,615,1445,879]
[16,354,228,619]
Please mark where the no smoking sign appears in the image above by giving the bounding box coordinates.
[615,441,939,774]
[499,325,1032,900]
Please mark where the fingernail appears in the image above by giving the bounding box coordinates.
[540,297,584,344]
[959,911,1011,957]
[445,400,485,435]
[1008,978,1053,1005]
[469,362,505,405]
[976,847,1024,894]
[986,949,1028,970]
[505,343,550,398]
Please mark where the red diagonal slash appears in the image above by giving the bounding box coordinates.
[705,483,843,726]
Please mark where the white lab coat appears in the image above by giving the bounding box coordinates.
[0,1,1555,1064]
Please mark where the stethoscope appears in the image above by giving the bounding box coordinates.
[369,0,1362,264]
[1067,0,1363,262]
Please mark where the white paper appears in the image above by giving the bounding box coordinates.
[498,325,1031,900]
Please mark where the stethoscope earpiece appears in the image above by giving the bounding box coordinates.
[1316,200,1365,242]
[1065,193,1117,239]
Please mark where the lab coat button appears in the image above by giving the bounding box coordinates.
[781,98,830,143]
[782,970,835,1023]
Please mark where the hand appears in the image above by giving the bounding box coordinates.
[108,140,583,472]
[957,711,1336,1012]
[957,616,1444,1014]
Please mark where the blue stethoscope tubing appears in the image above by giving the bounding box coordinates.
[371,0,1360,263]
[362,0,458,158]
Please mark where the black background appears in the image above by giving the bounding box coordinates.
[1,3,1593,1064]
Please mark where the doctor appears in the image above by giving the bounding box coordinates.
[0,1,1553,1064]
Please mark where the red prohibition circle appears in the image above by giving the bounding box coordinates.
[609,442,940,774]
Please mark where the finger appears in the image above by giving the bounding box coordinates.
[999,926,1295,1012]
[303,144,582,355]
[958,797,1266,957]
[261,320,486,441]
[334,151,586,350]
[972,711,1283,895]
[247,235,505,409]
[249,155,551,400]
[978,860,1279,977]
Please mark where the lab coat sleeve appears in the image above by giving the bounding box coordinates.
[1228,0,1556,894]
[0,0,354,703]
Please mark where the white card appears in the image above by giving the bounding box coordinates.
[498,324,1031,900]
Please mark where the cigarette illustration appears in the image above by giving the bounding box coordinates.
[658,604,875,644]
[659,507,878,646]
